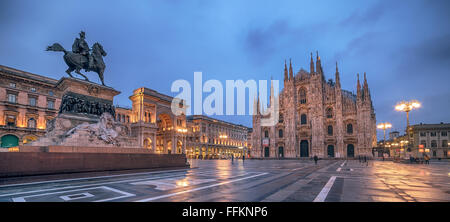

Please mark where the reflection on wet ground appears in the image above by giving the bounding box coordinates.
[0,159,448,202]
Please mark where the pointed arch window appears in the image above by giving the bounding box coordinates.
[347,124,353,134]
[301,114,307,125]
[327,125,333,136]
[299,88,307,104]
[326,108,333,118]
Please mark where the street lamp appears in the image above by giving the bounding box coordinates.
[395,100,420,157]
[377,122,392,144]
[377,122,392,157]
[395,100,421,130]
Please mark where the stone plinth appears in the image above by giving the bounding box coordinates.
[29,77,139,148]
[56,77,120,102]
[0,150,188,177]
[57,77,120,117]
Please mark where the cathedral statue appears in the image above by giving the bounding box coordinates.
[46,31,107,85]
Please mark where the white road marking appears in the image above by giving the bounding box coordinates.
[93,186,135,202]
[340,160,347,167]
[12,186,135,202]
[290,166,308,171]
[0,172,195,198]
[131,178,216,191]
[313,176,337,202]
[134,173,269,202]
[60,192,94,201]
[0,168,190,188]
[0,170,255,198]
[336,168,341,172]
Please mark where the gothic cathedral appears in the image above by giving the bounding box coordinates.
[252,52,377,158]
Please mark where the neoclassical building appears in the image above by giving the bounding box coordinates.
[252,53,377,158]
[0,65,62,148]
[185,115,249,159]
[410,123,450,159]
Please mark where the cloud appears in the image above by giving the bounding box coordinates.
[413,34,450,63]
[242,20,292,64]
[339,1,388,27]
[390,33,450,83]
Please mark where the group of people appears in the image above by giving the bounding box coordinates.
[231,154,245,164]
[358,155,371,166]
[409,155,431,164]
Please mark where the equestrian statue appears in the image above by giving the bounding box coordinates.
[46,31,107,85]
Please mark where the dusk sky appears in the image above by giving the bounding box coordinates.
[1,0,449,140]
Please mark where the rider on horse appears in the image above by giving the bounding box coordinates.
[46,31,107,85]
[72,31,94,70]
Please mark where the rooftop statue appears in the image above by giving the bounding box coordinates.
[46,31,107,85]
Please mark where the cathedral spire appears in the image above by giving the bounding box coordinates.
[316,51,323,75]
[289,58,293,80]
[310,52,315,74]
[363,72,368,89]
[284,60,288,82]
[363,72,370,101]
[335,62,341,88]
[356,73,361,100]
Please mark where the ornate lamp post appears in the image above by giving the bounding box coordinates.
[377,122,392,143]
[395,100,421,156]
[377,122,392,157]
[395,100,421,130]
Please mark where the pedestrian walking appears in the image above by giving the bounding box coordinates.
[242,154,245,163]
[231,155,234,164]
[424,154,430,164]
[313,155,318,165]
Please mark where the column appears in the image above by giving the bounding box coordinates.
[152,133,156,153]
[163,137,167,154]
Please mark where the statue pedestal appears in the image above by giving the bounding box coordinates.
[56,77,120,102]
[56,77,120,117]
[29,77,138,148]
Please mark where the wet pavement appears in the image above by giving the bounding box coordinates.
[0,159,448,202]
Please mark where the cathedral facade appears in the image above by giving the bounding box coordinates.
[251,53,377,159]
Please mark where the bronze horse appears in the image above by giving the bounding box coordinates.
[46,42,107,85]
